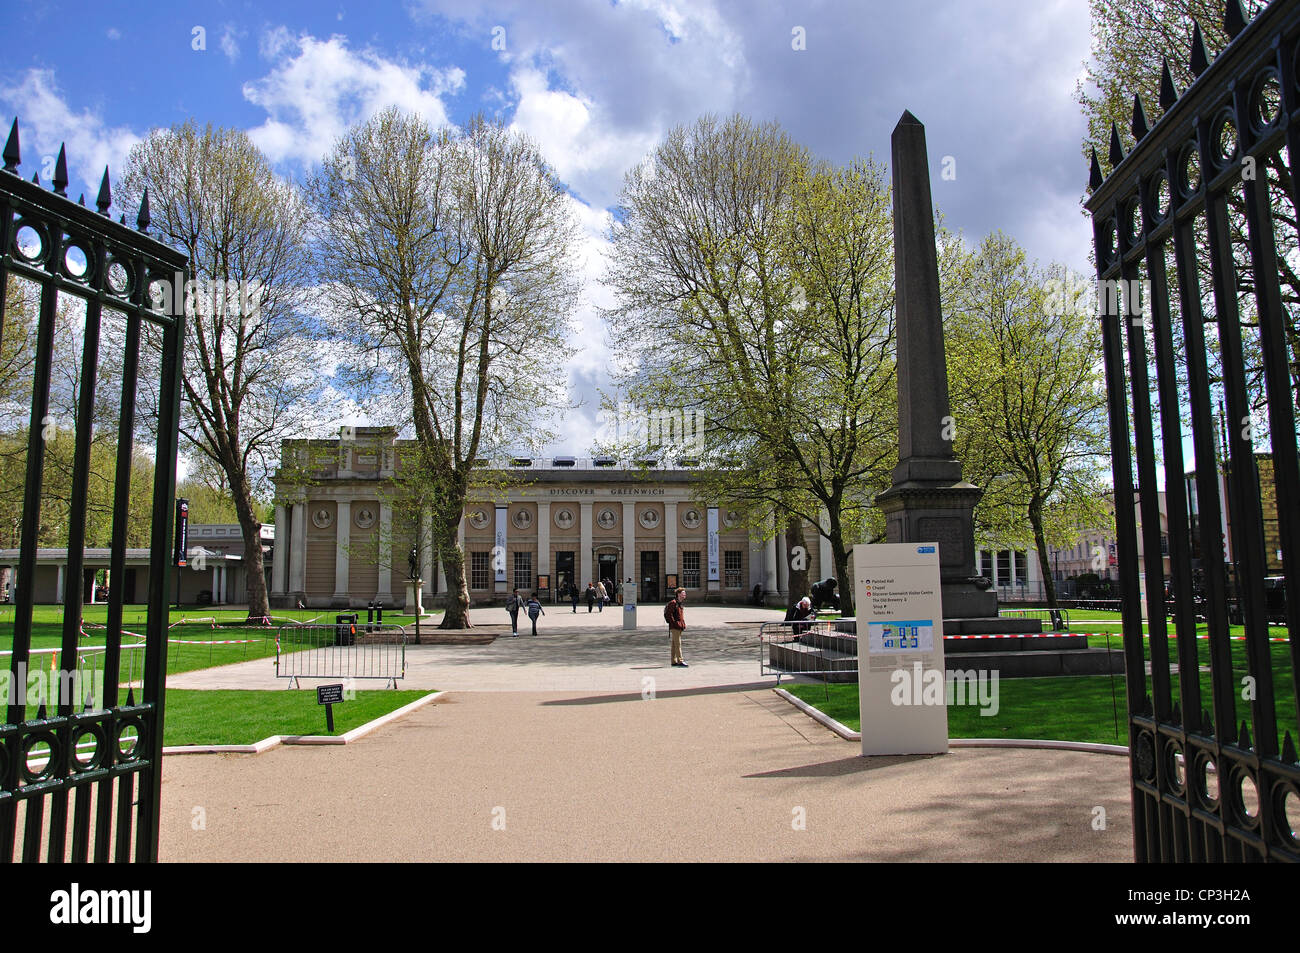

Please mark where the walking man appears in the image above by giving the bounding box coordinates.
[585,582,597,613]
[507,588,522,636]
[665,587,687,667]
[526,592,544,637]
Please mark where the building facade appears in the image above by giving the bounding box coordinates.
[270,429,841,610]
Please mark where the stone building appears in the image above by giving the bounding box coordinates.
[269,428,841,610]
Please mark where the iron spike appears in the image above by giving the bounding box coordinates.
[96,167,112,215]
[31,171,39,185]
[1109,122,1125,169]
[1172,701,1182,724]
[119,214,126,224]
[36,702,47,721]
[136,187,150,232]
[126,687,135,707]
[52,144,68,196]
[1160,58,1180,112]
[1238,720,1252,750]
[1225,0,1248,39]
[77,193,85,205]
[1282,731,1297,763]
[1190,22,1211,78]
[1203,708,1213,734]
[1132,93,1150,140]
[1089,147,1103,190]
[2,117,19,172]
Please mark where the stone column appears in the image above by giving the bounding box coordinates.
[579,501,593,590]
[289,501,307,605]
[376,502,393,605]
[664,501,678,575]
[776,519,789,598]
[623,502,636,590]
[874,110,994,620]
[764,531,778,594]
[57,564,65,603]
[212,565,220,605]
[271,503,287,601]
[333,500,351,607]
[537,502,551,585]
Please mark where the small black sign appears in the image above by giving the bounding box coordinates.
[174,499,189,568]
[317,684,345,705]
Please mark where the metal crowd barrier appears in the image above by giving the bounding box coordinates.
[997,606,1069,629]
[274,623,407,689]
[759,620,858,684]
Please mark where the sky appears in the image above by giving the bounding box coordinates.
[2,0,1100,458]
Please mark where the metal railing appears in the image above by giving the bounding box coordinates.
[759,620,858,684]
[274,624,406,689]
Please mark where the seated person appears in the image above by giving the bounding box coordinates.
[784,596,817,635]
[810,577,840,612]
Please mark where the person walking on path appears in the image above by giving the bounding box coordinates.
[665,587,687,667]
[585,583,597,613]
[596,580,608,612]
[526,593,544,636]
[507,589,523,636]
[569,582,579,613]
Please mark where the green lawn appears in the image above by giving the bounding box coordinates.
[0,603,431,681]
[158,689,430,745]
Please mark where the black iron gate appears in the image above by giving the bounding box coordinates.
[1088,0,1300,861]
[0,119,186,862]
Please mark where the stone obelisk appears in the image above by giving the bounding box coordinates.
[875,110,998,623]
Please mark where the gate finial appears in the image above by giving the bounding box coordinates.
[2,118,18,172]
[1089,147,1103,190]
[78,193,85,205]
[31,171,39,185]
[137,187,151,232]
[1131,94,1150,141]
[1283,731,1297,764]
[1159,58,1180,112]
[1238,720,1252,749]
[53,144,68,196]
[1225,0,1248,39]
[1108,122,1125,169]
[1190,21,1211,77]
[96,166,112,215]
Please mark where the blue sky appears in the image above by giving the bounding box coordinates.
[3,0,1100,456]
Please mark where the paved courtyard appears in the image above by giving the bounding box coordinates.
[159,602,1133,862]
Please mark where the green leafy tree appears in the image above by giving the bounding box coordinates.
[947,232,1112,607]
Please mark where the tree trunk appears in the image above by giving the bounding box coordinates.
[1029,502,1058,612]
[784,514,808,608]
[436,506,471,629]
[225,458,271,623]
[831,538,854,616]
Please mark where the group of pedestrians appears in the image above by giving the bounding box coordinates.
[502,584,693,669]
[557,579,612,612]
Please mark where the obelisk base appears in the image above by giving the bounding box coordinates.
[875,481,997,619]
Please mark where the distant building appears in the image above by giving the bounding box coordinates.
[269,428,843,610]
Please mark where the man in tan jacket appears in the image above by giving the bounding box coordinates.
[665,588,687,667]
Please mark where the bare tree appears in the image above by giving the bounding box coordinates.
[121,122,322,620]
[309,109,579,627]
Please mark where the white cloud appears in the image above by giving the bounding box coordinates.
[106,27,121,41]
[0,69,140,199]
[220,25,241,63]
[243,32,465,167]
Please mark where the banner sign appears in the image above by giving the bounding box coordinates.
[707,507,720,581]
[174,499,189,568]
[495,506,507,583]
